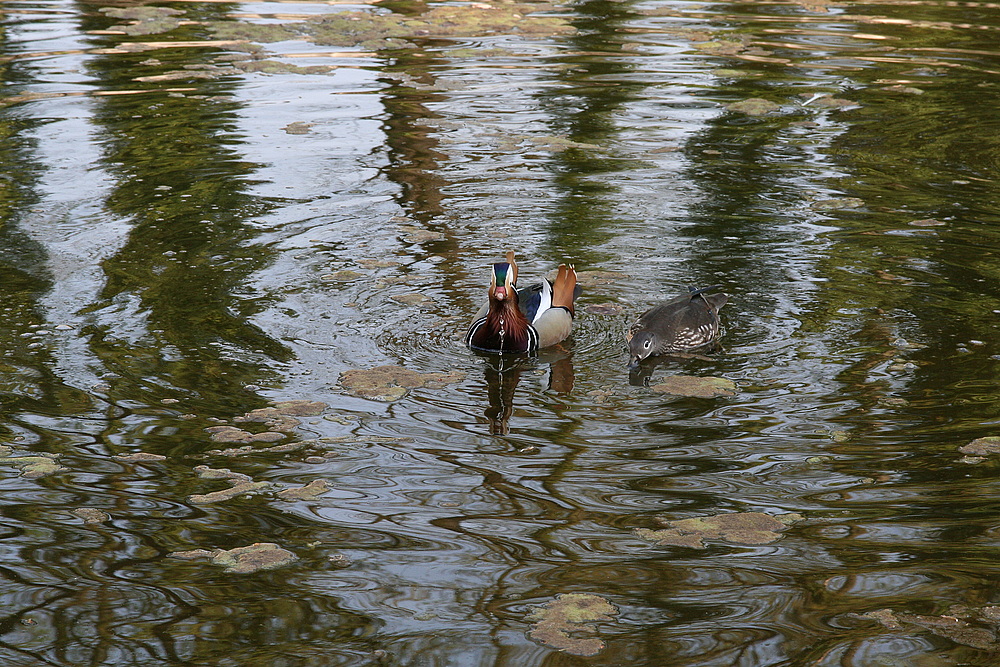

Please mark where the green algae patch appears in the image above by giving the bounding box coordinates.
[188,465,271,504]
[584,303,624,316]
[527,593,619,656]
[112,452,167,462]
[204,21,302,44]
[212,543,299,573]
[206,1,574,52]
[959,436,1000,464]
[236,60,333,75]
[636,511,803,548]
[0,447,65,479]
[400,226,445,243]
[223,401,328,442]
[72,507,111,525]
[879,84,924,95]
[306,12,417,50]
[133,65,243,83]
[391,293,432,306]
[713,68,762,78]
[573,270,627,286]
[206,440,312,458]
[527,135,601,151]
[358,258,399,269]
[339,365,465,402]
[322,269,365,282]
[960,436,1000,456]
[277,479,332,500]
[205,425,286,444]
[858,608,1000,650]
[409,3,574,38]
[233,402,327,432]
[811,197,865,210]
[204,434,399,458]
[169,543,299,574]
[724,97,780,116]
[270,400,327,416]
[798,93,857,109]
[307,3,573,49]
[650,375,736,398]
[695,40,748,56]
[99,6,186,36]
[283,121,313,135]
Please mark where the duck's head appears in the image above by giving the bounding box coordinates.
[489,261,517,304]
[626,327,656,369]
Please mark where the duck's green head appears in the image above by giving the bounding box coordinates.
[490,262,515,301]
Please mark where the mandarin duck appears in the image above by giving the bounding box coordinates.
[466,251,580,354]
[626,285,729,368]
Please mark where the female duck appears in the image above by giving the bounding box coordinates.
[626,285,729,368]
[466,252,579,354]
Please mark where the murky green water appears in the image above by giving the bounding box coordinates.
[3,0,1000,664]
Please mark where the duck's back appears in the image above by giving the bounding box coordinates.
[637,291,728,352]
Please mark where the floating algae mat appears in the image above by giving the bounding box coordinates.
[527,593,619,657]
[635,512,803,548]
[205,1,575,51]
[169,543,299,574]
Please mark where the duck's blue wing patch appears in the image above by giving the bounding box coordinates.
[518,282,543,322]
[518,279,554,324]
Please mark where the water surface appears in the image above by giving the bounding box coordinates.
[3,0,1000,664]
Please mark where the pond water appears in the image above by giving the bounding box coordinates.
[3,0,1000,664]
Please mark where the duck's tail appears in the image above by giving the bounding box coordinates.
[552,264,578,316]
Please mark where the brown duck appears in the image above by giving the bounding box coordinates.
[626,285,729,368]
[466,252,579,354]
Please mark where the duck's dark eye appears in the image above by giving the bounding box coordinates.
[643,339,651,349]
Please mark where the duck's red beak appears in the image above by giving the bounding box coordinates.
[493,286,507,300]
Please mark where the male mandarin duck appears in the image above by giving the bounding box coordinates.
[626,285,729,368]
[466,251,580,354]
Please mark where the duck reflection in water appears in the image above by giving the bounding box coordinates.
[479,350,575,435]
